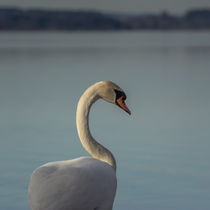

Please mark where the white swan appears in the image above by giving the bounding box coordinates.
[28,81,131,210]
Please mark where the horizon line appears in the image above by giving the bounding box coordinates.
[0,6,210,16]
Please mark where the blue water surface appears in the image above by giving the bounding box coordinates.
[0,31,210,210]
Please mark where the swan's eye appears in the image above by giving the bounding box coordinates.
[114,89,126,102]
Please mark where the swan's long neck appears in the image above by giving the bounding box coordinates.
[76,85,116,171]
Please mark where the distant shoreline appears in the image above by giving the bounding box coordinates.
[0,7,210,31]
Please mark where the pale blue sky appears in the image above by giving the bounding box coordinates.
[0,0,210,14]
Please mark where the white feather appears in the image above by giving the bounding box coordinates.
[28,81,130,210]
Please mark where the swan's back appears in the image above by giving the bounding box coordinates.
[28,157,117,210]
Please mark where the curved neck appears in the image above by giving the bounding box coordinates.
[76,85,116,171]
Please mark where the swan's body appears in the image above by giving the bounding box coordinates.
[28,81,130,210]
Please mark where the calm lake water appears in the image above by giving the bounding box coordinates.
[0,31,210,210]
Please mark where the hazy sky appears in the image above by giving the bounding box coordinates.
[0,0,210,14]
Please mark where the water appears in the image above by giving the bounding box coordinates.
[0,31,210,210]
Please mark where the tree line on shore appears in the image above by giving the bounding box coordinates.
[0,7,210,31]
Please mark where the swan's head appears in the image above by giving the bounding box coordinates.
[96,81,131,115]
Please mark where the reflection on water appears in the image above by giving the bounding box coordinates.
[0,31,210,210]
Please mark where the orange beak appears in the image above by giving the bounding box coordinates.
[116,96,131,115]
